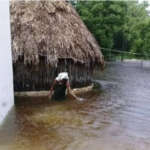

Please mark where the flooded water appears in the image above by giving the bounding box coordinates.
[0,61,150,150]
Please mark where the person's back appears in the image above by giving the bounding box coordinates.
[52,81,67,100]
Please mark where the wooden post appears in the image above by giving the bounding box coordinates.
[141,59,143,68]
[121,50,124,62]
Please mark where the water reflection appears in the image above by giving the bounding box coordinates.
[0,61,150,150]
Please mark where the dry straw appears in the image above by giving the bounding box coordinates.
[10,1,105,68]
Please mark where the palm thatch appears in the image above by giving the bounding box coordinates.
[10,1,105,68]
[10,1,105,91]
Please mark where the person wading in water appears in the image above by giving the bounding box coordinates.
[48,72,81,100]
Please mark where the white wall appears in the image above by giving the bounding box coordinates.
[0,1,14,125]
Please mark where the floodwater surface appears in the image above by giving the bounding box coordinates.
[0,61,150,150]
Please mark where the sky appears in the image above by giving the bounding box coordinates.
[138,0,150,11]
[138,0,150,3]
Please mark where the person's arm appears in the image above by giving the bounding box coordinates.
[49,80,57,99]
[67,81,78,99]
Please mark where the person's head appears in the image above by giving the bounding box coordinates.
[55,72,69,82]
[61,74,69,83]
[61,78,68,83]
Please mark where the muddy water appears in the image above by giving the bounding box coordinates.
[0,61,150,150]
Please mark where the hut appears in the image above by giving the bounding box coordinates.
[10,1,105,92]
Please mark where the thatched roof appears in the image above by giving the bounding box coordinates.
[10,1,105,68]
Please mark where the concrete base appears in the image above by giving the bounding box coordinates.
[15,84,93,97]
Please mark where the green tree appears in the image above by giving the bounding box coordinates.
[76,1,127,50]
[131,20,150,59]
[75,1,150,58]
[115,1,149,52]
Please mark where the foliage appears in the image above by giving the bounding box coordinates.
[131,20,150,58]
[74,1,150,58]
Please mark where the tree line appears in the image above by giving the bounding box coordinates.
[72,1,150,59]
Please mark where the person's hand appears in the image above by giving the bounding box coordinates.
[76,97,84,101]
